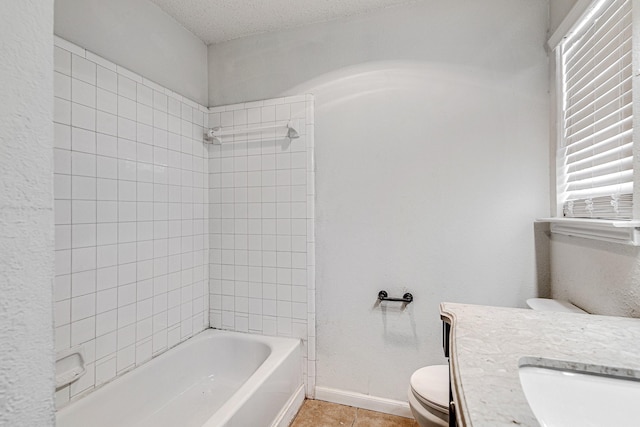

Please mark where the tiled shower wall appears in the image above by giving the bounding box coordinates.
[207,96,316,395]
[53,37,209,406]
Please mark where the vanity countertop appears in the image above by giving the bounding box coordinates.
[439,302,640,427]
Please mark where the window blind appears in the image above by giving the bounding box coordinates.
[558,0,633,219]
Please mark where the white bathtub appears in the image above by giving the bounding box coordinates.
[56,330,304,427]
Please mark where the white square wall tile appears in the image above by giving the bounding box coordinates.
[96,288,118,314]
[55,300,70,326]
[95,311,117,339]
[97,88,117,114]
[97,66,117,93]
[54,124,71,150]
[97,245,118,269]
[71,270,96,298]
[72,79,96,108]
[275,104,291,121]
[137,104,153,126]
[71,317,96,346]
[71,223,96,248]
[71,294,96,322]
[95,357,116,386]
[118,76,137,100]
[97,156,118,179]
[137,84,153,107]
[54,47,71,75]
[118,96,136,120]
[71,103,96,131]
[70,362,95,397]
[71,151,96,177]
[72,55,96,85]
[71,200,96,224]
[117,345,135,373]
[168,97,181,117]
[71,247,96,273]
[118,118,137,141]
[72,128,96,154]
[97,111,118,137]
[54,72,71,100]
[96,134,117,158]
[261,106,275,122]
[54,98,71,125]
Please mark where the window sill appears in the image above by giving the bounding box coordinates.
[536,218,640,246]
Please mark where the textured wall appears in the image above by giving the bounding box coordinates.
[55,0,208,105]
[550,235,640,316]
[0,1,55,425]
[208,0,550,402]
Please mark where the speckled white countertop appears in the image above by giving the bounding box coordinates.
[439,303,640,427]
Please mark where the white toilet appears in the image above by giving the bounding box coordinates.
[408,364,449,427]
[407,298,587,427]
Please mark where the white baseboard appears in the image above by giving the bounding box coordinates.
[314,386,413,419]
[273,384,306,427]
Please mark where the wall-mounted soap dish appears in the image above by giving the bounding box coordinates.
[56,346,86,389]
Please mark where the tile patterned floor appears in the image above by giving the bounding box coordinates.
[291,399,419,427]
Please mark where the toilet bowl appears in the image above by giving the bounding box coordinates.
[407,298,588,427]
[407,365,449,427]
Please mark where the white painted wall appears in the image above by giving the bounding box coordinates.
[547,0,640,318]
[55,0,208,105]
[208,1,550,401]
[0,2,55,425]
[549,0,578,36]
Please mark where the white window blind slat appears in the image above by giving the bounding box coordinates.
[567,168,633,192]
[565,92,632,138]
[564,182,633,200]
[566,141,633,171]
[567,155,633,181]
[565,18,631,89]
[565,63,632,118]
[565,114,632,149]
[566,34,631,91]
[558,0,633,220]
[564,3,631,75]
[565,77,631,126]
[565,46,631,103]
[564,0,630,61]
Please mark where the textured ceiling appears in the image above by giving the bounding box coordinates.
[149,0,417,45]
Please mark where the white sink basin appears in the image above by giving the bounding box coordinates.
[519,358,640,427]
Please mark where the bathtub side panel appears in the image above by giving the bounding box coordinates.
[227,342,303,427]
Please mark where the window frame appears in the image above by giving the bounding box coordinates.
[540,0,640,245]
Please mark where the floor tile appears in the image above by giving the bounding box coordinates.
[291,399,356,426]
[353,408,419,427]
[291,399,418,427]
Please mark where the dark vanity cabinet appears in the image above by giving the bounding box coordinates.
[442,321,457,427]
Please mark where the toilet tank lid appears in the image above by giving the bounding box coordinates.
[410,365,449,410]
[526,298,588,314]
